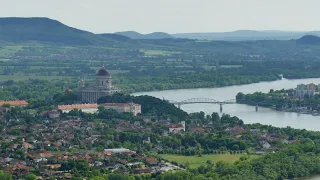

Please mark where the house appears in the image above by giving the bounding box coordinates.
[133,168,154,174]
[169,121,185,133]
[261,141,271,149]
[100,103,141,116]
[190,127,205,133]
[145,157,158,165]
[143,137,151,144]
[48,110,60,119]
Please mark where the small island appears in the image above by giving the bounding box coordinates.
[236,83,320,115]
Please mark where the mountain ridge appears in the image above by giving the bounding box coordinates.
[0,17,118,45]
[172,30,320,41]
[115,31,174,39]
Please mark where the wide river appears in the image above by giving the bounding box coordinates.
[134,78,320,131]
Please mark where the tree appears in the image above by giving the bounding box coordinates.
[196,143,203,157]
[25,173,37,180]
[232,144,239,151]
[0,171,12,180]
[211,112,220,123]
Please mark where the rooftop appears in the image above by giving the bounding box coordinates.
[0,100,28,106]
[58,104,98,110]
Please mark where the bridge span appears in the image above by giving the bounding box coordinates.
[168,98,237,111]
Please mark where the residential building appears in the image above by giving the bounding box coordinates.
[169,121,185,133]
[48,110,61,119]
[58,104,98,113]
[101,103,141,116]
[295,83,317,98]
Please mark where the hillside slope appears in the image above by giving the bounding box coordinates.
[99,33,131,41]
[296,35,320,45]
[0,17,116,45]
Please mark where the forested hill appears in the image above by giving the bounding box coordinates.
[0,17,120,45]
[115,31,174,39]
[297,35,320,45]
[99,33,131,41]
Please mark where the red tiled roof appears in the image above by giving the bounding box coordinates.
[145,157,158,164]
[0,100,28,106]
[169,124,184,128]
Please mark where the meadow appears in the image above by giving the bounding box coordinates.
[162,154,260,168]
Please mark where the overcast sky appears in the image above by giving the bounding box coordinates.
[0,0,319,34]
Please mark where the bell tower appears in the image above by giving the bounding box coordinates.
[96,66,112,88]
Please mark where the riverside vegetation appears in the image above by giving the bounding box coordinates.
[236,89,320,113]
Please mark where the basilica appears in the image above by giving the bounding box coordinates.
[78,66,121,103]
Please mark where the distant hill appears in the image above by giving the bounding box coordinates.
[0,17,117,45]
[115,31,174,39]
[172,30,320,41]
[296,35,320,45]
[99,33,131,41]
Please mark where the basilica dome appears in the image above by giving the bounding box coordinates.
[96,66,110,76]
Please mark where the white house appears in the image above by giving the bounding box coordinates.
[261,141,271,149]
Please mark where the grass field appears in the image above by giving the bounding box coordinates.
[162,154,260,168]
[142,49,180,56]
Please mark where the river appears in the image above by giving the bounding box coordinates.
[134,78,320,131]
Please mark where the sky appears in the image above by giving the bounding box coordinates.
[0,0,319,34]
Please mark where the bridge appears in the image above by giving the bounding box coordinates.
[168,98,237,111]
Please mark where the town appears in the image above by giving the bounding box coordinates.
[237,83,320,115]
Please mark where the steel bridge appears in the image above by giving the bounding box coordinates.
[169,98,237,111]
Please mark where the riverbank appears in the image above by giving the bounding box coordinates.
[134,77,320,131]
[236,87,320,117]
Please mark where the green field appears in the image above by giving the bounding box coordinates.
[142,49,180,56]
[162,154,260,168]
[0,46,23,57]
[0,75,71,81]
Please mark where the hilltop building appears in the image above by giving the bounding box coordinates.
[78,66,121,103]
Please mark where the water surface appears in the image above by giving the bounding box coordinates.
[134,78,320,131]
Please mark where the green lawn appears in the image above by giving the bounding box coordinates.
[162,154,260,168]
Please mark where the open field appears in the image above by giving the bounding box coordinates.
[141,49,180,56]
[0,46,23,57]
[162,154,260,168]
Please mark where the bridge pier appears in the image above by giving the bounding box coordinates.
[255,105,258,112]
[220,104,223,112]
